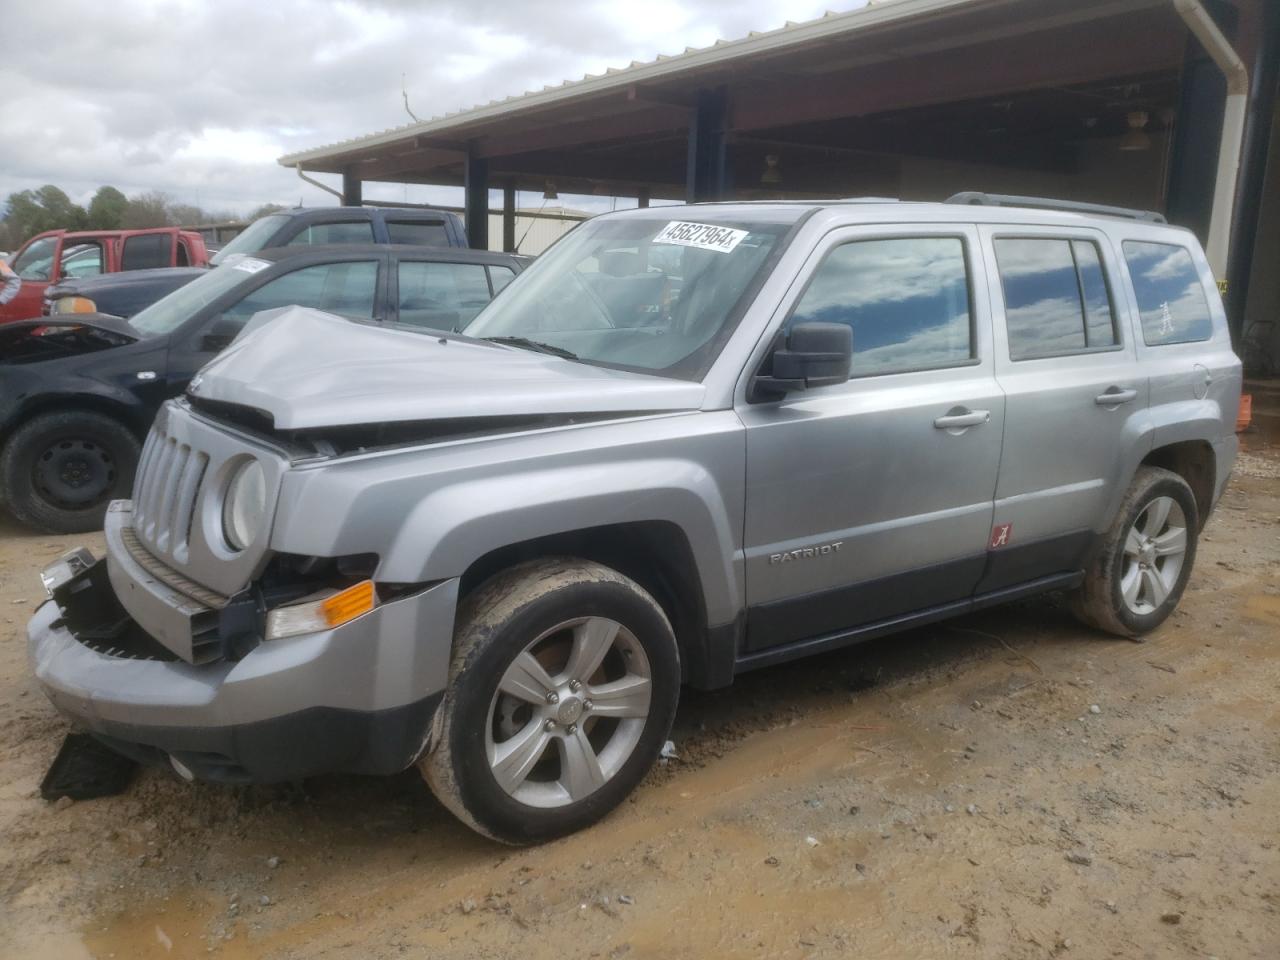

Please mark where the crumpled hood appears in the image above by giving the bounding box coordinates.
[189,307,705,430]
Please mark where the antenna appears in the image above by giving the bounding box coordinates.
[402,74,420,123]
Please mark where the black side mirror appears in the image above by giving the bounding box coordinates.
[752,322,852,399]
[200,316,241,353]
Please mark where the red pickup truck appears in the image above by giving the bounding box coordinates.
[0,227,209,323]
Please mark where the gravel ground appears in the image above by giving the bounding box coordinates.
[1,387,1277,960]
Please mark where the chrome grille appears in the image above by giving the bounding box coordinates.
[123,400,285,600]
[133,418,209,564]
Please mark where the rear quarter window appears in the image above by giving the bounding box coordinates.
[1122,241,1214,345]
[387,220,450,246]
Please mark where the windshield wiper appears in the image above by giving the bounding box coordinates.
[483,336,580,361]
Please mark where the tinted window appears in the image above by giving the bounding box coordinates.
[286,221,375,246]
[995,238,1117,360]
[176,239,191,267]
[122,234,171,271]
[488,265,516,294]
[397,261,492,329]
[12,236,59,280]
[1122,241,1213,345]
[386,220,449,246]
[219,261,378,331]
[787,237,973,377]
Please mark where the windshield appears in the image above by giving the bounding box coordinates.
[210,214,289,265]
[462,216,790,380]
[129,260,258,337]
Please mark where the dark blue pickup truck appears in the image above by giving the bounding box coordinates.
[44,207,469,318]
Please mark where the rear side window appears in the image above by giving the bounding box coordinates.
[122,234,171,271]
[994,238,1118,360]
[1122,241,1213,345]
[386,220,450,246]
[397,261,493,330]
[287,221,375,246]
[787,236,973,377]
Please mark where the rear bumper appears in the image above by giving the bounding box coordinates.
[27,569,459,782]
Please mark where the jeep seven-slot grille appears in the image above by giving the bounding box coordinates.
[133,422,209,562]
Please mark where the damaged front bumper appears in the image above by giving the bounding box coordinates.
[27,553,458,783]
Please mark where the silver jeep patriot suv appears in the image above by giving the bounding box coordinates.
[28,194,1240,843]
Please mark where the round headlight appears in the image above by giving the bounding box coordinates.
[222,459,266,550]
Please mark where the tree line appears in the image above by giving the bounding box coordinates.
[0,184,285,251]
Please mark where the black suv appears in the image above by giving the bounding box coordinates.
[0,244,526,533]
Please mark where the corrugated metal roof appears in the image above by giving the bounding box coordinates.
[278,0,987,167]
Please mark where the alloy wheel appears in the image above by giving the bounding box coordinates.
[1119,495,1187,616]
[485,616,653,808]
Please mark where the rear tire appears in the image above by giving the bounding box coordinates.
[0,411,140,534]
[1072,466,1199,638]
[422,558,680,844]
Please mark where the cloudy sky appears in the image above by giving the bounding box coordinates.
[1,0,865,217]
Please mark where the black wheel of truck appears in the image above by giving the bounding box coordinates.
[422,558,680,844]
[0,411,140,534]
[1072,466,1200,638]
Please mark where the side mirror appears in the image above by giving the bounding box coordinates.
[752,322,852,399]
[200,316,241,353]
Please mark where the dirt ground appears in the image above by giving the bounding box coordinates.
[1,387,1277,960]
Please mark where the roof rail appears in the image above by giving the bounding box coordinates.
[944,192,1167,224]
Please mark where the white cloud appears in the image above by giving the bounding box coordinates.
[1,0,865,217]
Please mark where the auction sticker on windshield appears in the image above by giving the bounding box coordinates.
[232,257,271,274]
[653,221,748,253]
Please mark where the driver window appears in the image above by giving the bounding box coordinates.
[216,261,379,335]
[787,236,974,378]
[11,236,59,280]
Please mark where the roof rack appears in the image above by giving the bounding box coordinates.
[944,192,1167,224]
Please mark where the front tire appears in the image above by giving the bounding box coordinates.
[0,411,140,534]
[422,558,680,844]
[1072,466,1199,637]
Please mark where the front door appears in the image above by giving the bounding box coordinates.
[739,225,1004,653]
[977,226,1147,592]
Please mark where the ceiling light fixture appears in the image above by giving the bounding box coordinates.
[761,154,782,185]
[1119,111,1151,152]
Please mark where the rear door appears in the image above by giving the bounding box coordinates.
[978,224,1147,591]
[739,224,1005,651]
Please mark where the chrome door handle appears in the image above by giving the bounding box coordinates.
[934,409,991,429]
[1095,387,1138,406]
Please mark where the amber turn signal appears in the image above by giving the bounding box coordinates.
[53,296,98,314]
[320,580,376,627]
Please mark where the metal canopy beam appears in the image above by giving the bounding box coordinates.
[341,168,362,207]
[464,153,489,249]
[687,87,730,202]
